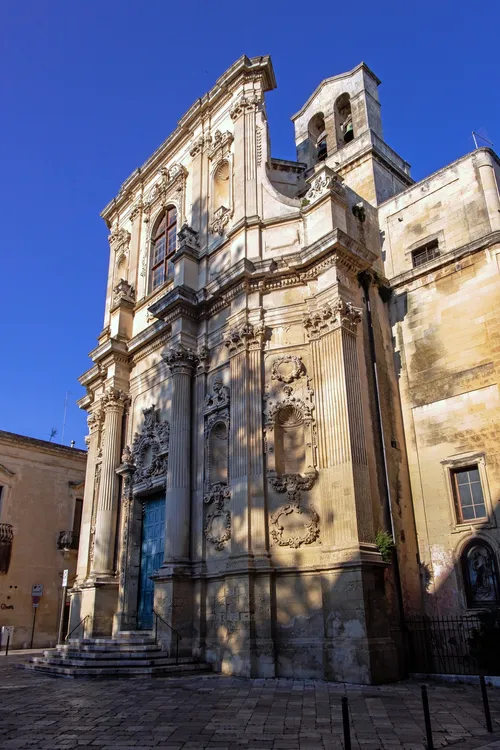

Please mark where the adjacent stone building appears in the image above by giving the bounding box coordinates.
[71,54,500,682]
[0,431,86,648]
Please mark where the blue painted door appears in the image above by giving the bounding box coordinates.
[137,495,165,630]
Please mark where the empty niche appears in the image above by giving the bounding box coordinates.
[209,421,229,485]
[274,405,306,476]
[213,160,230,212]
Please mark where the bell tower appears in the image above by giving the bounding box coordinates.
[292,62,413,205]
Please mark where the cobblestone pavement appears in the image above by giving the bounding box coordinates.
[1,655,500,750]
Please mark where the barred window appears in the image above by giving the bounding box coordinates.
[412,240,440,268]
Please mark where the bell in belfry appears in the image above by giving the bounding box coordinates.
[343,118,354,143]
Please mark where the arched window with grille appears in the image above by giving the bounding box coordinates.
[461,540,499,607]
[149,205,177,292]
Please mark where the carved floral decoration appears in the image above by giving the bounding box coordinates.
[109,228,131,267]
[303,299,362,339]
[128,405,170,490]
[203,380,231,551]
[265,355,320,548]
[270,501,320,549]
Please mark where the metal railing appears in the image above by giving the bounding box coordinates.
[57,530,79,551]
[404,615,485,675]
[65,614,90,641]
[153,609,181,664]
[0,523,13,574]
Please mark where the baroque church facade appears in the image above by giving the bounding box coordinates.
[71,55,500,683]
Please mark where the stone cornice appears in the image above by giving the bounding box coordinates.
[88,336,129,366]
[0,430,87,460]
[101,55,276,224]
[148,284,199,322]
[78,365,101,389]
[388,230,500,289]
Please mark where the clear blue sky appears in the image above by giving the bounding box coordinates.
[1,0,498,449]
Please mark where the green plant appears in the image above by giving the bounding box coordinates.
[301,198,310,208]
[375,529,395,563]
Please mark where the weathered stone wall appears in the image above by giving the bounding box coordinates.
[0,432,86,648]
[381,149,500,614]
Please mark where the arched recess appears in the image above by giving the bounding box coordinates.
[460,539,500,607]
[308,112,327,165]
[208,420,229,486]
[274,405,306,476]
[335,93,354,147]
[210,159,233,235]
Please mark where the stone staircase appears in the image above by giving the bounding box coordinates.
[25,631,212,678]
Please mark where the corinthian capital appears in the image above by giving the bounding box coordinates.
[224,321,266,354]
[229,94,261,121]
[163,344,197,375]
[303,299,362,340]
[87,407,103,434]
[101,387,130,412]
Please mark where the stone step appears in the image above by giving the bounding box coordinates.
[62,642,160,652]
[33,654,191,668]
[49,648,166,660]
[67,637,156,646]
[25,661,212,679]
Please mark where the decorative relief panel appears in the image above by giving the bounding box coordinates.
[265,354,319,548]
[121,405,170,495]
[203,380,231,551]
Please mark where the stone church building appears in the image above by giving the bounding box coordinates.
[69,55,500,683]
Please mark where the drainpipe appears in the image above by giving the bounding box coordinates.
[358,271,405,627]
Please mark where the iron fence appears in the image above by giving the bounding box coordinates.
[404,615,487,675]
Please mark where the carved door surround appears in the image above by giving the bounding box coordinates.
[265,354,320,548]
[129,405,170,495]
[203,379,231,551]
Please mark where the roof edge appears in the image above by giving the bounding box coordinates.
[101,54,276,223]
[291,61,381,122]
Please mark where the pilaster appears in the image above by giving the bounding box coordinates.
[152,343,197,655]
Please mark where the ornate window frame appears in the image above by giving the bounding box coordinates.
[208,131,234,236]
[441,452,495,533]
[265,395,317,494]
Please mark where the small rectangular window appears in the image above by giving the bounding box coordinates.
[412,240,440,268]
[452,465,487,522]
[72,498,83,541]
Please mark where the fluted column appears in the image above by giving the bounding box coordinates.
[91,388,129,577]
[224,321,266,558]
[305,299,372,547]
[162,344,197,565]
[75,406,103,583]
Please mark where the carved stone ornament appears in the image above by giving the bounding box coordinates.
[196,344,210,374]
[229,94,261,121]
[101,387,130,412]
[204,482,231,506]
[109,228,131,267]
[223,321,266,354]
[204,380,230,416]
[163,344,198,375]
[131,405,170,487]
[208,130,234,160]
[303,299,362,339]
[190,135,211,158]
[112,278,135,307]
[204,505,231,551]
[271,355,305,384]
[270,501,320,549]
[304,171,345,205]
[210,205,232,236]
